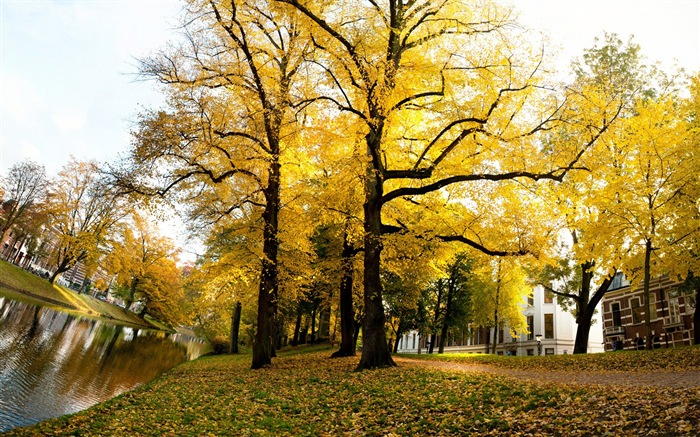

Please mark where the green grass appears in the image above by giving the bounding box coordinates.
[0,259,153,328]
[5,345,700,436]
[399,344,700,372]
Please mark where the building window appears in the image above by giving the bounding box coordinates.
[649,293,657,320]
[498,328,504,343]
[688,292,697,314]
[526,349,534,356]
[612,302,622,326]
[544,313,554,339]
[545,348,555,355]
[544,289,554,304]
[527,294,534,306]
[631,297,643,324]
[527,316,534,340]
[668,298,682,325]
[609,272,630,290]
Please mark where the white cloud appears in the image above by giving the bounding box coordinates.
[51,111,87,133]
[1,139,41,173]
[513,0,700,74]
[1,74,44,123]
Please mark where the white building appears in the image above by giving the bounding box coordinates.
[395,285,605,355]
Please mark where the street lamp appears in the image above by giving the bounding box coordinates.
[535,334,543,356]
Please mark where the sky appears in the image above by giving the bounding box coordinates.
[1,0,699,179]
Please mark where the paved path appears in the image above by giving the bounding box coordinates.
[394,357,700,388]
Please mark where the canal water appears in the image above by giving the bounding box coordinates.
[0,295,210,433]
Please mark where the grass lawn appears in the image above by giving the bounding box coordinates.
[0,259,152,328]
[5,345,700,436]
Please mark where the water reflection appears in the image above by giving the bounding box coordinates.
[0,296,210,433]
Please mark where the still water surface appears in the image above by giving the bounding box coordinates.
[0,296,210,433]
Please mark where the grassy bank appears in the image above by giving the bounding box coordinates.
[5,345,699,436]
[0,259,152,328]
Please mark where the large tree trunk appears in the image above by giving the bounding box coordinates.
[439,277,456,354]
[573,269,613,354]
[438,322,448,354]
[393,328,402,353]
[491,273,501,355]
[318,305,331,340]
[643,239,653,350]
[125,277,139,312]
[331,234,356,357]
[429,333,437,354]
[310,302,317,344]
[251,161,281,369]
[49,256,74,285]
[291,304,302,346]
[353,317,362,350]
[572,261,593,353]
[356,162,395,370]
[430,280,443,354]
[694,280,700,346]
[484,326,491,354]
[229,301,242,354]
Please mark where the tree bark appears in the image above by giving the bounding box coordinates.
[251,160,281,369]
[291,304,302,346]
[484,326,491,354]
[310,302,317,344]
[430,280,443,354]
[353,317,362,350]
[439,276,456,354]
[230,301,242,354]
[331,233,357,357]
[356,161,395,369]
[573,271,613,354]
[491,270,501,355]
[643,238,653,350]
[694,281,700,346]
[49,255,74,286]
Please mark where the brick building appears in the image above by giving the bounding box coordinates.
[601,273,696,351]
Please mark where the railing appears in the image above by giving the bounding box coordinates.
[604,326,625,336]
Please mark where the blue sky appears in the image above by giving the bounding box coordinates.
[1,0,699,177]
[1,0,182,176]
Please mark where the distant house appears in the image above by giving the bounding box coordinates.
[601,273,696,351]
[396,285,605,355]
[1,222,93,293]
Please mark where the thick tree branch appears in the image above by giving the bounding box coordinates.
[380,166,585,206]
[437,234,529,257]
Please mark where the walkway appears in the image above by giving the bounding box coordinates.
[394,357,700,388]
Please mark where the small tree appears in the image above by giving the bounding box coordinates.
[46,159,124,285]
[0,160,47,254]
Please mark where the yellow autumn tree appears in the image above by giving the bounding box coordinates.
[531,33,651,354]
[280,0,624,369]
[46,159,125,285]
[470,256,530,353]
[597,80,695,349]
[112,0,317,368]
[103,212,184,324]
